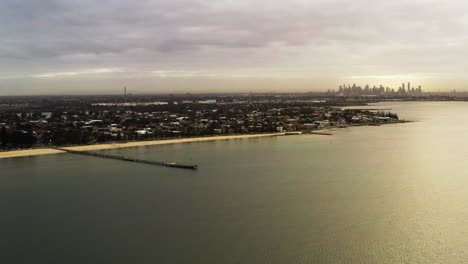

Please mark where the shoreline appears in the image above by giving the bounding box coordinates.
[0,133,285,159]
[0,120,410,160]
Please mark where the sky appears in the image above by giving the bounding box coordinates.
[0,0,467,95]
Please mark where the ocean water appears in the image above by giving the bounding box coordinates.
[1,102,467,263]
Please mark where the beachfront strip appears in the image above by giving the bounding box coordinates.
[0,133,284,159]
[0,97,401,152]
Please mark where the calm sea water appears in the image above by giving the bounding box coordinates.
[1,102,467,264]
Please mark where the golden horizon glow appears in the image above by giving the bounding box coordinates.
[0,0,467,94]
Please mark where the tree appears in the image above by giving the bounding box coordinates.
[0,126,7,147]
[10,129,36,147]
[51,129,69,145]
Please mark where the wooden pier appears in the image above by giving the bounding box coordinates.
[310,132,333,136]
[343,108,392,111]
[54,148,198,170]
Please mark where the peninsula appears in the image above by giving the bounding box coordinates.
[0,93,408,159]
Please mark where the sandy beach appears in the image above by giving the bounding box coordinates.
[0,133,286,159]
[0,123,404,160]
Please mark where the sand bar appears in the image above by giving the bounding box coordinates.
[0,133,285,159]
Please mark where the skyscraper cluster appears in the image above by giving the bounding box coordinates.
[329,83,423,97]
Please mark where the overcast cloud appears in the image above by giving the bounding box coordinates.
[0,0,467,94]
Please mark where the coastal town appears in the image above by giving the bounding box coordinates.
[0,93,404,151]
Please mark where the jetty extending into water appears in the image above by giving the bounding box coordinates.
[342,108,393,111]
[309,131,333,135]
[54,148,198,170]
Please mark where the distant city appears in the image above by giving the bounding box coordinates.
[328,82,423,97]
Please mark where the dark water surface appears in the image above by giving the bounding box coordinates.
[1,102,467,263]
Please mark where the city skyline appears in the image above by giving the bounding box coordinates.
[1,0,468,95]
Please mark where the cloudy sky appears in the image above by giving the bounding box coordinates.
[1,0,467,95]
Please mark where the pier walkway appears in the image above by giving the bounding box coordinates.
[54,148,198,170]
